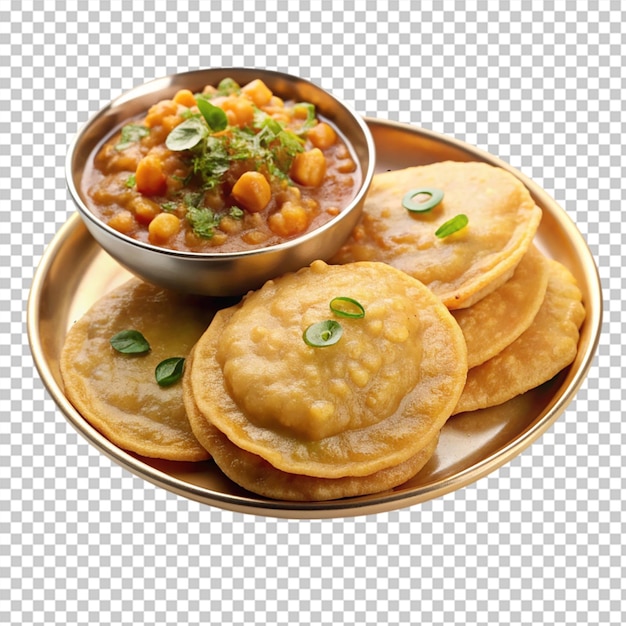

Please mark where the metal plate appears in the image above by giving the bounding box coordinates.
[27,118,602,518]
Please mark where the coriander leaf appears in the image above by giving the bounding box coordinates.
[165,117,207,151]
[110,330,150,354]
[294,102,317,132]
[115,124,150,151]
[216,77,240,95]
[270,129,305,176]
[183,191,204,208]
[259,115,282,136]
[278,129,305,155]
[192,136,231,189]
[186,205,220,238]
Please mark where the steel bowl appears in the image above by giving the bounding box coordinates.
[66,68,376,296]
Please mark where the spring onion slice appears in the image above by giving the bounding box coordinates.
[329,296,365,319]
[303,320,343,347]
[435,214,469,238]
[402,187,444,213]
[155,357,185,387]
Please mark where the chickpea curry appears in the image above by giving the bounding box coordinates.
[83,77,362,252]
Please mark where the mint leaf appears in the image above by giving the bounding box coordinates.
[115,123,150,151]
[155,357,185,387]
[165,117,207,151]
[196,97,228,132]
[110,330,150,354]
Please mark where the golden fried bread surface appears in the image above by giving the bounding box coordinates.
[452,244,549,368]
[183,352,439,501]
[60,279,217,461]
[188,260,467,479]
[330,161,542,309]
[453,258,586,414]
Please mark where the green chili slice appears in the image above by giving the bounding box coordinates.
[155,357,186,387]
[435,214,469,238]
[402,187,444,213]
[110,330,150,354]
[303,320,343,347]
[329,296,365,319]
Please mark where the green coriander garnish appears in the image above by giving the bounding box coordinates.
[160,201,178,212]
[435,214,469,238]
[402,188,444,213]
[216,77,240,96]
[303,320,343,348]
[293,102,317,133]
[186,205,221,238]
[124,174,136,188]
[110,330,150,354]
[115,123,149,151]
[155,357,185,387]
[329,297,365,319]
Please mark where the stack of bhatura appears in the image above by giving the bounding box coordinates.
[183,260,467,500]
[60,159,586,502]
[330,160,585,417]
[331,161,544,309]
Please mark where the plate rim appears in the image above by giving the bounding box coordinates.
[27,117,603,519]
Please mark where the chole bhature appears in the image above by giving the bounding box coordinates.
[186,260,467,485]
[183,349,440,501]
[60,160,586,501]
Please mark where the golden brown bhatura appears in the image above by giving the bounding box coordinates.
[60,279,219,461]
[183,350,439,501]
[187,260,468,481]
[452,244,549,368]
[453,259,586,414]
[330,161,543,310]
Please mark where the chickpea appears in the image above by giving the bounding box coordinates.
[220,95,255,127]
[172,89,197,108]
[307,122,337,150]
[232,171,272,213]
[144,100,178,128]
[241,79,273,107]
[107,210,135,234]
[130,196,161,225]
[268,202,309,237]
[290,148,327,187]
[336,158,357,173]
[208,231,228,246]
[242,230,269,245]
[148,212,181,244]
[219,215,244,235]
[135,154,167,196]
[161,114,184,134]
[109,149,142,173]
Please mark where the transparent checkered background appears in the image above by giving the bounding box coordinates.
[1,1,623,625]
